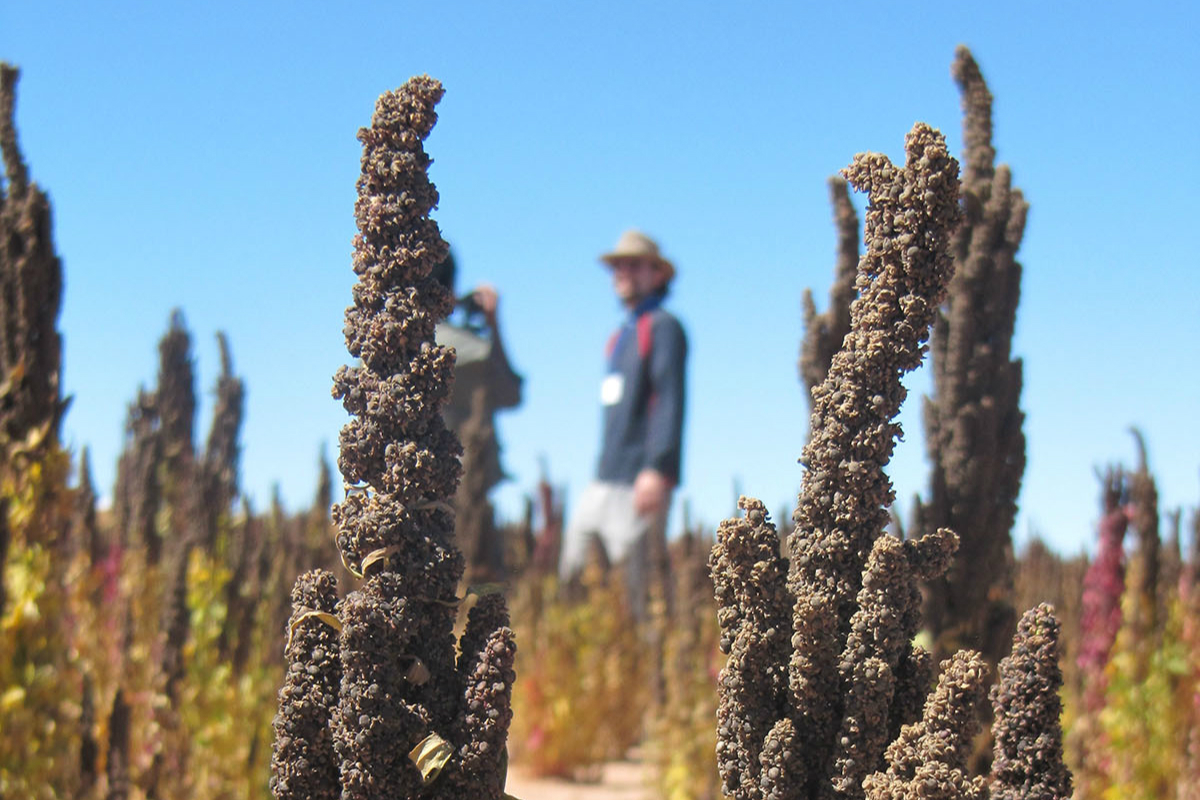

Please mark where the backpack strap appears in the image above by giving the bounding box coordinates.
[636,311,654,360]
[606,312,655,362]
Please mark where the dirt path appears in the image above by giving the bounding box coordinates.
[505,760,651,800]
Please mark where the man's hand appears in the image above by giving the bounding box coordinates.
[472,284,499,328]
[633,468,671,517]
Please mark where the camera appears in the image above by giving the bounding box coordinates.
[457,292,484,318]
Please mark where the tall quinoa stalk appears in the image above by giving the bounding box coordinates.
[113,389,163,561]
[0,497,7,616]
[1125,428,1160,642]
[270,76,516,800]
[75,447,105,567]
[799,176,859,397]
[1076,469,1128,712]
[1,62,85,799]
[916,45,1026,664]
[199,331,244,550]
[0,63,67,488]
[712,122,965,800]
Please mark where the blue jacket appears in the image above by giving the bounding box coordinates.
[596,297,687,485]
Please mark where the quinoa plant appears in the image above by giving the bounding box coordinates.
[713,122,966,800]
[1125,428,1160,641]
[509,556,648,779]
[0,61,83,799]
[1012,538,1086,696]
[916,45,1026,665]
[1090,439,1195,799]
[269,76,516,800]
[113,389,164,562]
[651,528,721,800]
[199,332,245,551]
[988,604,1072,800]
[714,117,1073,800]
[0,63,67,484]
[74,448,105,568]
[1076,469,1128,713]
[799,176,859,398]
[271,570,342,799]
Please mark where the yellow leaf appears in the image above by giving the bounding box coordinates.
[1,686,26,711]
[408,731,453,785]
[286,610,342,651]
[360,545,402,576]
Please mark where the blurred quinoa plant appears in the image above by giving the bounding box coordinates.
[799,176,859,398]
[651,529,722,800]
[269,75,517,800]
[0,63,68,483]
[0,61,82,800]
[1084,436,1197,800]
[509,562,650,779]
[915,45,1027,667]
[711,119,1073,800]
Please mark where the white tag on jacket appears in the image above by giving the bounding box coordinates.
[600,373,624,406]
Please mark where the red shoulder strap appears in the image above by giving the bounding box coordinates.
[636,312,653,360]
[606,314,654,362]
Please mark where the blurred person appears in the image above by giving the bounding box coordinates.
[562,230,688,619]
[432,250,524,495]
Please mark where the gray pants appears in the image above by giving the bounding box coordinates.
[562,480,669,621]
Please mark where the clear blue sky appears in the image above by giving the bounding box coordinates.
[3,1,1197,556]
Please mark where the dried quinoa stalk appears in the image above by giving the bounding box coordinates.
[988,604,1072,800]
[713,122,962,800]
[259,75,517,800]
[862,651,989,800]
[918,45,1027,663]
[0,497,8,616]
[710,498,793,798]
[0,63,67,472]
[827,531,957,798]
[156,309,196,464]
[106,689,132,800]
[329,75,464,800]
[79,673,99,793]
[200,331,244,548]
[113,389,163,561]
[448,593,517,793]
[1126,428,1160,641]
[270,570,342,800]
[800,177,859,397]
[160,544,191,705]
[792,121,961,635]
[75,448,105,567]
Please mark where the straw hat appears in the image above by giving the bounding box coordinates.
[599,229,675,282]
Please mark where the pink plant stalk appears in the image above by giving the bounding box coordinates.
[1077,481,1129,712]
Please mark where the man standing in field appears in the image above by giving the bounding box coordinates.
[563,229,687,619]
